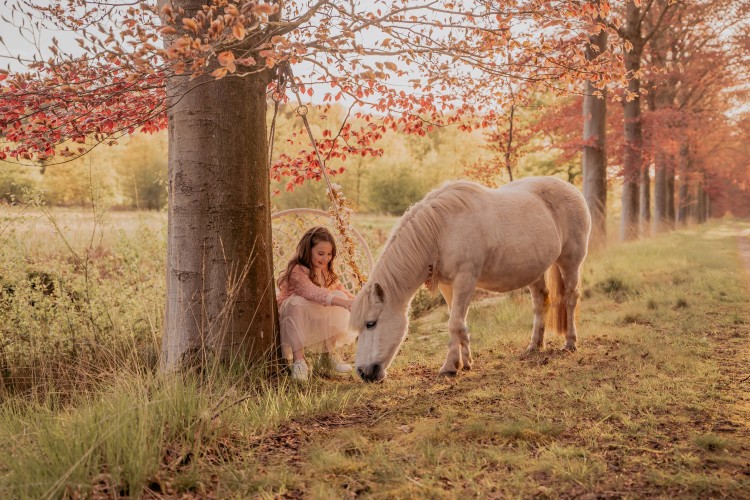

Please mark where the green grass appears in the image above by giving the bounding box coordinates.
[1,209,750,497]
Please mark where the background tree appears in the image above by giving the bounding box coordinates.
[642,0,750,229]
[609,0,676,240]
[582,0,610,249]
[113,133,168,211]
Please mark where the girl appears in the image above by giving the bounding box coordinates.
[277,226,357,380]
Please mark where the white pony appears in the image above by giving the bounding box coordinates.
[351,176,591,383]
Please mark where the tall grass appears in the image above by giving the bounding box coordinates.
[0,205,165,400]
[0,365,360,497]
[0,205,363,496]
[2,205,749,497]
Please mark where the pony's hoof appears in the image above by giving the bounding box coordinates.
[462,363,472,371]
[522,346,542,358]
[438,369,458,377]
[561,344,577,353]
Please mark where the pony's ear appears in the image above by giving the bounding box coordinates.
[373,282,385,303]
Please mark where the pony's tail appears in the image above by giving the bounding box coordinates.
[546,263,567,337]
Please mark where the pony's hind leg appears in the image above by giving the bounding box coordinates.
[526,276,549,353]
[561,265,582,351]
[439,273,475,375]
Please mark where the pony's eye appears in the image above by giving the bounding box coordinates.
[365,320,377,330]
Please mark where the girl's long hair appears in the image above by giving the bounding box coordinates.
[278,226,340,289]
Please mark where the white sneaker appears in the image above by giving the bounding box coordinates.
[323,353,352,373]
[290,360,309,381]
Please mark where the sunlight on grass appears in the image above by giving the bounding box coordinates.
[0,366,361,497]
[3,215,750,497]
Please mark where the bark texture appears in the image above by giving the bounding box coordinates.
[620,2,643,241]
[582,16,608,250]
[161,65,276,369]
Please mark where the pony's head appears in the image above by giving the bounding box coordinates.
[351,281,409,382]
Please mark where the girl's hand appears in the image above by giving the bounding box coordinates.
[332,295,353,311]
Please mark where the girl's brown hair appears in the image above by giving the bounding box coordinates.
[278,226,340,288]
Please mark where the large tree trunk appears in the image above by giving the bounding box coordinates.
[160,40,277,368]
[582,15,608,250]
[620,2,643,241]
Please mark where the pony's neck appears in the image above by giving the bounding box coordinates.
[371,230,435,310]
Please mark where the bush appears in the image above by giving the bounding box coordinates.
[368,166,425,215]
[0,166,41,204]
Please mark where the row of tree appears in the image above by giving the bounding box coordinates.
[454,0,750,249]
[574,0,750,246]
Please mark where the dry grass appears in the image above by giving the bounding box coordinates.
[1,208,750,497]
[239,220,750,498]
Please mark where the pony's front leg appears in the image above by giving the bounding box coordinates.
[439,273,475,376]
[525,276,549,353]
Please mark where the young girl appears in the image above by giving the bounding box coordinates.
[277,226,357,380]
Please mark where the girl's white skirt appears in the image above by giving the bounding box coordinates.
[279,291,358,361]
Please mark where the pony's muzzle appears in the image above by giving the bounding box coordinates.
[356,364,384,383]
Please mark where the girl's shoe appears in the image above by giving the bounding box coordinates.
[290,360,309,381]
[322,352,352,373]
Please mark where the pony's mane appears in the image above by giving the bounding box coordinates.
[371,180,488,299]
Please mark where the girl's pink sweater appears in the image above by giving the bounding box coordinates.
[277,264,351,307]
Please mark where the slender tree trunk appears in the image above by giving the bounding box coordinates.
[666,157,676,228]
[696,180,706,223]
[677,141,690,225]
[653,152,669,233]
[620,3,643,241]
[649,87,668,234]
[582,14,608,250]
[704,190,710,221]
[159,5,277,369]
[639,160,650,233]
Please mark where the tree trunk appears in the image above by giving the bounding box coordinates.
[704,189,710,221]
[696,180,706,223]
[666,159,675,228]
[639,160,650,233]
[582,13,608,251]
[160,31,277,368]
[653,153,669,233]
[620,3,643,241]
[677,141,690,225]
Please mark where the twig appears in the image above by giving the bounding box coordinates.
[211,393,256,420]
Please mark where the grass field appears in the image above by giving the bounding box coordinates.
[0,207,749,497]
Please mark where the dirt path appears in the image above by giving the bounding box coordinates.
[728,234,750,445]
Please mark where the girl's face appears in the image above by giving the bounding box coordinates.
[310,241,334,271]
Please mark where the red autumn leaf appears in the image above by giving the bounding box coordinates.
[182,18,199,33]
[232,23,245,41]
[211,66,228,79]
[236,56,256,66]
[217,51,236,73]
